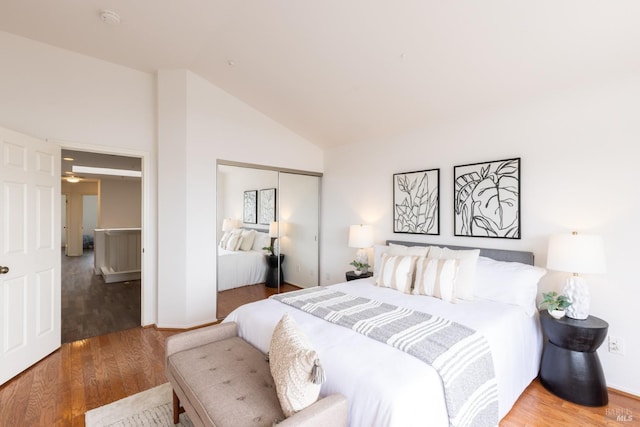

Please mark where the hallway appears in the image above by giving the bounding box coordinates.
[62,249,141,343]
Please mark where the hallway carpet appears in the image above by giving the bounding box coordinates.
[62,249,141,343]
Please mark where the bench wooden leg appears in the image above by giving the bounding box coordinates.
[173,390,181,424]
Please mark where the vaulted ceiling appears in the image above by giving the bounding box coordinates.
[1,1,639,148]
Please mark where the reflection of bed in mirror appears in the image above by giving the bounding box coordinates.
[217,230,270,291]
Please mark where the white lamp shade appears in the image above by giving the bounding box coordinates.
[547,233,606,274]
[222,218,238,232]
[269,221,279,238]
[348,224,373,248]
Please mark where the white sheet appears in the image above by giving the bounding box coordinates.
[217,249,268,291]
[225,278,543,426]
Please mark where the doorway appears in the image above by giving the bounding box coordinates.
[60,149,143,343]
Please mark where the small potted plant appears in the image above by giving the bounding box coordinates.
[349,260,370,276]
[538,291,572,319]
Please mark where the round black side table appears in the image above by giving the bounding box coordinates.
[539,310,609,406]
[265,254,285,288]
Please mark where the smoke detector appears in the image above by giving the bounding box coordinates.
[100,9,121,26]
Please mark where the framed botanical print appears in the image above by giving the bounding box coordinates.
[243,190,257,224]
[259,188,276,225]
[393,168,440,235]
[453,157,520,239]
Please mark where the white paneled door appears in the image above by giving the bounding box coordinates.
[0,126,60,385]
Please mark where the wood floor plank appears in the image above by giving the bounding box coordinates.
[1,286,638,426]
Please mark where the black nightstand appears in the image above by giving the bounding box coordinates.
[345,271,373,281]
[539,310,609,406]
[265,254,285,288]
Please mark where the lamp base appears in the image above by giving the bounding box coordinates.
[355,249,369,273]
[563,276,590,320]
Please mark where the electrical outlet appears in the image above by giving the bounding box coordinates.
[608,336,624,355]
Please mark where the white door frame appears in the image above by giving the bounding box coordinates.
[55,139,153,327]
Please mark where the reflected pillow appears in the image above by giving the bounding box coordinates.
[225,234,242,251]
[239,229,256,251]
[219,232,231,249]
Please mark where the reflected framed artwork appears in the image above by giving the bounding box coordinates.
[259,188,276,225]
[243,190,257,224]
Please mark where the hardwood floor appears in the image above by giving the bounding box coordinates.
[217,282,300,319]
[1,285,638,426]
[62,249,141,343]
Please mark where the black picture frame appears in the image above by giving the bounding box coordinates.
[259,188,277,225]
[243,190,257,224]
[393,168,440,235]
[453,157,521,239]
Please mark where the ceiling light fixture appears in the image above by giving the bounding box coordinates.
[63,157,74,161]
[72,165,141,178]
[100,9,121,26]
[66,176,81,183]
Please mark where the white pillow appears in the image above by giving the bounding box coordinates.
[252,232,269,251]
[474,256,547,316]
[374,244,429,278]
[225,234,242,251]
[375,254,417,293]
[427,247,480,301]
[373,245,390,277]
[239,229,256,251]
[269,314,322,418]
[389,242,430,257]
[413,257,459,303]
[219,232,231,249]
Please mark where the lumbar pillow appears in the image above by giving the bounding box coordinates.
[269,314,324,417]
[427,247,480,301]
[375,254,417,293]
[413,257,459,303]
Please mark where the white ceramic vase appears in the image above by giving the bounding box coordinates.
[353,270,362,276]
[548,309,566,319]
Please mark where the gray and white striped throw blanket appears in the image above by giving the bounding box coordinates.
[272,287,498,427]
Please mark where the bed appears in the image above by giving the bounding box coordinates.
[224,241,545,426]
[217,229,270,291]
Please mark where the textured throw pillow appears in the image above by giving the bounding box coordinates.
[239,229,256,251]
[427,247,480,301]
[413,257,459,303]
[474,256,547,316]
[269,314,323,418]
[376,254,417,293]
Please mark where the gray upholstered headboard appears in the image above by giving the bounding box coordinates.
[386,240,534,265]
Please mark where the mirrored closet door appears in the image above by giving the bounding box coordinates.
[216,161,321,318]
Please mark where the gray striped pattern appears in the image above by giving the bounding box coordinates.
[272,287,498,427]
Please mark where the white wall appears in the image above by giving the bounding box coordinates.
[0,31,158,325]
[100,178,142,228]
[218,165,278,233]
[321,75,640,395]
[157,70,323,328]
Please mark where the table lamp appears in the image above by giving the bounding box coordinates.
[348,224,373,267]
[546,232,606,320]
[269,221,279,250]
[222,218,238,232]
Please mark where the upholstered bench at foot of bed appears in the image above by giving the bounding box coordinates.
[166,322,348,427]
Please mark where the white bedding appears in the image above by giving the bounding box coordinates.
[224,278,543,426]
[217,248,268,291]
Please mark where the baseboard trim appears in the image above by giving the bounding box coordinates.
[154,320,221,332]
[609,386,640,401]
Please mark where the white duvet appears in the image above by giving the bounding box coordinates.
[217,249,268,291]
[224,279,542,426]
